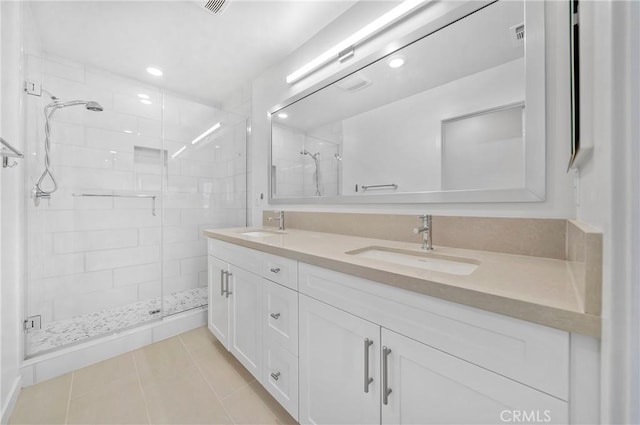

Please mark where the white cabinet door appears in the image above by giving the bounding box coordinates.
[381,329,568,425]
[208,256,230,348]
[263,279,298,355]
[229,265,263,381]
[263,339,299,420]
[299,294,380,425]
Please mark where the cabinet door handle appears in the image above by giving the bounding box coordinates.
[225,272,233,298]
[270,371,281,381]
[382,346,392,405]
[220,270,225,296]
[270,267,281,274]
[364,338,374,393]
[270,312,281,320]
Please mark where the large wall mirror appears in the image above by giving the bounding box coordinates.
[270,0,545,204]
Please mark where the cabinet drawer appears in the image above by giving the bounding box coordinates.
[262,340,299,421]
[263,280,298,356]
[261,252,297,290]
[208,238,261,275]
[299,262,569,401]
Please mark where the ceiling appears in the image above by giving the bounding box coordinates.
[26,0,357,105]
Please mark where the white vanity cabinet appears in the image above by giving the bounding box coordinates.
[207,236,583,425]
[297,263,570,425]
[208,238,299,420]
[207,241,263,381]
[298,291,568,425]
[299,294,380,425]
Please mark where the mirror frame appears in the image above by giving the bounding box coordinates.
[269,0,545,205]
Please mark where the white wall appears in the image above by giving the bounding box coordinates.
[251,1,575,222]
[576,1,640,423]
[1,1,25,421]
[341,59,524,194]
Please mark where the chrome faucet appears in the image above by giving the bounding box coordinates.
[267,211,285,231]
[413,214,433,251]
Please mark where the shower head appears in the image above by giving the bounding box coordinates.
[300,149,320,160]
[85,101,104,112]
[48,99,104,112]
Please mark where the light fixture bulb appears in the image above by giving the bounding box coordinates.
[146,67,163,77]
[388,57,405,68]
[138,93,150,99]
[140,99,152,105]
[278,113,288,119]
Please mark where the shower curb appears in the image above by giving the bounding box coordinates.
[20,308,206,387]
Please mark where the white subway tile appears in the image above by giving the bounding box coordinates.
[137,117,162,139]
[113,262,160,286]
[53,286,138,321]
[138,227,161,246]
[167,175,198,193]
[163,260,181,278]
[162,273,200,294]
[41,56,85,82]
[162,240,206,261]
[113,93,162,121]
[138,281,162,301]
[53,229,138,254]
[36,270,113,300]
[33,252,85,279]
[86,245,160,271]
[180,256,207,275]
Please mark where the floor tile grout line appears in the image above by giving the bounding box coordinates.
[178,333,238,425]
[65,372,74,424]
[132,352,153,425]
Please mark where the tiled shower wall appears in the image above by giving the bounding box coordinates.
[271,123,340,197]
[24,54,246,345]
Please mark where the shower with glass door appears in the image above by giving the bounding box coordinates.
[22,57,248,358]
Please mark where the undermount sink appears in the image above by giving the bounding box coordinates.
[347,246,479,276]
[239,229,286,238]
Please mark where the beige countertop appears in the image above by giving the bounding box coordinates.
[204,227,601,337]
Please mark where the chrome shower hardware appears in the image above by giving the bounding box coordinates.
[33,95,103,206]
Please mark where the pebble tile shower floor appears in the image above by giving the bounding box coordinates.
[28,288,208,355]
[11,326,296,425]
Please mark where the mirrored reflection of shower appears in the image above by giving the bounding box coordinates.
[301,149,321,196]
[33,93,103,206]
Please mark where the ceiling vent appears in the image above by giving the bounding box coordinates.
[202,0,230,14]
[335,73,372,92]
[510,23,525,47]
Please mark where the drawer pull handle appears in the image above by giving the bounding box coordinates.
[270,372,281,381]
[270,267,281,274]
[270,312,281,320]
[220,270,225,296]
[383,346,392,405]
[364,338,374,393]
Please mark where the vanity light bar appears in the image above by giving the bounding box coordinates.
[285,0,430,84]
[191,122,221,145]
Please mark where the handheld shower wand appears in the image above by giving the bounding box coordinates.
[33,96,103,205]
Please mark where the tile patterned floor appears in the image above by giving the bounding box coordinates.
[11,326,297,425]
[28,288,208,356]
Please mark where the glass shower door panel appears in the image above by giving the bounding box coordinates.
[24,55,164,357]
[162,94,247,317]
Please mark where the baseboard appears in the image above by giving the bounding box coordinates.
[1,376,22,425]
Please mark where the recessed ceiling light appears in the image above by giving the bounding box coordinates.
[146,67,163,77]
[278,113,288,119]
[388,57,405,68]
[138,93,150,99]
[140,99,152,105]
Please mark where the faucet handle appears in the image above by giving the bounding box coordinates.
[417,214,429,219]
